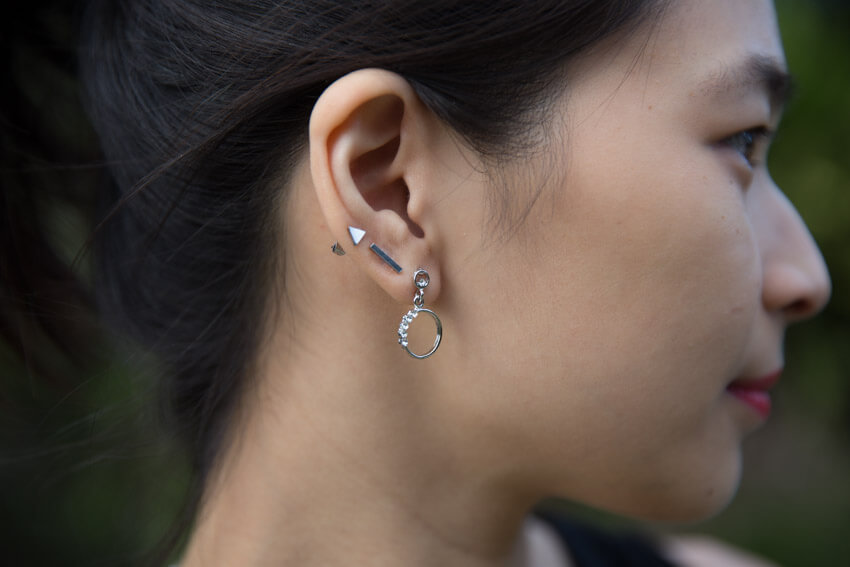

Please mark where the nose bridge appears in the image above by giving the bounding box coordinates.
[759,182,831,322]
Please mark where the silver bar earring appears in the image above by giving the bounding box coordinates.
[370,243,402,273]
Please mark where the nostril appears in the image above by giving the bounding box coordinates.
[785,298,813,319]
[762,263,831,322]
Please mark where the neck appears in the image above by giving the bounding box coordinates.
[180,331,542,567]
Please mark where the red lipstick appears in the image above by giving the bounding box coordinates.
[726,370,782,419]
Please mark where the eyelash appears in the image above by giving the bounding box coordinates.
[721,126,773,167]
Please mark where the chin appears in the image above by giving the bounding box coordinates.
[596,455,744,526]
[639,490,738,525]
[642,462,743,525]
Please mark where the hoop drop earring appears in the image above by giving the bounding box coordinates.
[398,269,442,359]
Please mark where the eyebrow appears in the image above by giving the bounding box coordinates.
[699,54,794,112]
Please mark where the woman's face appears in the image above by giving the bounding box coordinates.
[437,0,830,521]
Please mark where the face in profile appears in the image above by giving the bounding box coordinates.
[435,0,830,522]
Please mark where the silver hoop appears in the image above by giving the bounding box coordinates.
[398,269,442,359]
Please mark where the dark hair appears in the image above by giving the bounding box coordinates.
[3,0,668,557]
[80,0,666,481]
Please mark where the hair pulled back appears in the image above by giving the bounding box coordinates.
[80,0,666,483]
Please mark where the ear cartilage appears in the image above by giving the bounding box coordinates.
[348,226,366,246]
[331,242,346,255]
[369,243,402,273]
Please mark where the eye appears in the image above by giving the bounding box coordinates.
[720,126,772,168]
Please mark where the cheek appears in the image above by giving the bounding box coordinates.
[491,154,761,512]
[510,182,758,519]
[445,128,763,520]
[562,168,761,512]
[562,158,761,381]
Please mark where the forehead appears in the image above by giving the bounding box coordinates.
[559,0,789,126]
[562,0,786,112]
[647,0,786,82]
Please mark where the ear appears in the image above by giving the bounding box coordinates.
[309,69,442,303]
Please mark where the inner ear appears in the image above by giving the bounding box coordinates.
[348,96,424,238]
[350,135,400,194]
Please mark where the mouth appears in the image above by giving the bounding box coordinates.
[726,370,782,419]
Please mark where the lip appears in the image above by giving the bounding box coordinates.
[726,370,782,419]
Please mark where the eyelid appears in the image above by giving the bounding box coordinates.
[718,125,775,168]
[749,126,775,165]
[742,125,774,143]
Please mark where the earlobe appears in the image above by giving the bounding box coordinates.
[309,69,441,303]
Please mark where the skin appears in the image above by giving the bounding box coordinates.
[181,0,830,565]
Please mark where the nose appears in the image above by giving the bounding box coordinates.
[759,184,831,323]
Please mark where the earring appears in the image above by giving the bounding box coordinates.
[398,269,442,359]
[370,243,403,273]
[348,226,366,245]
[331,226,366,256]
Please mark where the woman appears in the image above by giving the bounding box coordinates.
[64,0,833,564]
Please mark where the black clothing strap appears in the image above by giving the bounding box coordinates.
[534,511,678,567]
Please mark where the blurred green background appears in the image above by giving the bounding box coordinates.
[1,1,848,565]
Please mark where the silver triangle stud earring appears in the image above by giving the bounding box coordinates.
[331,226,367,256]
[348,226,366,246]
